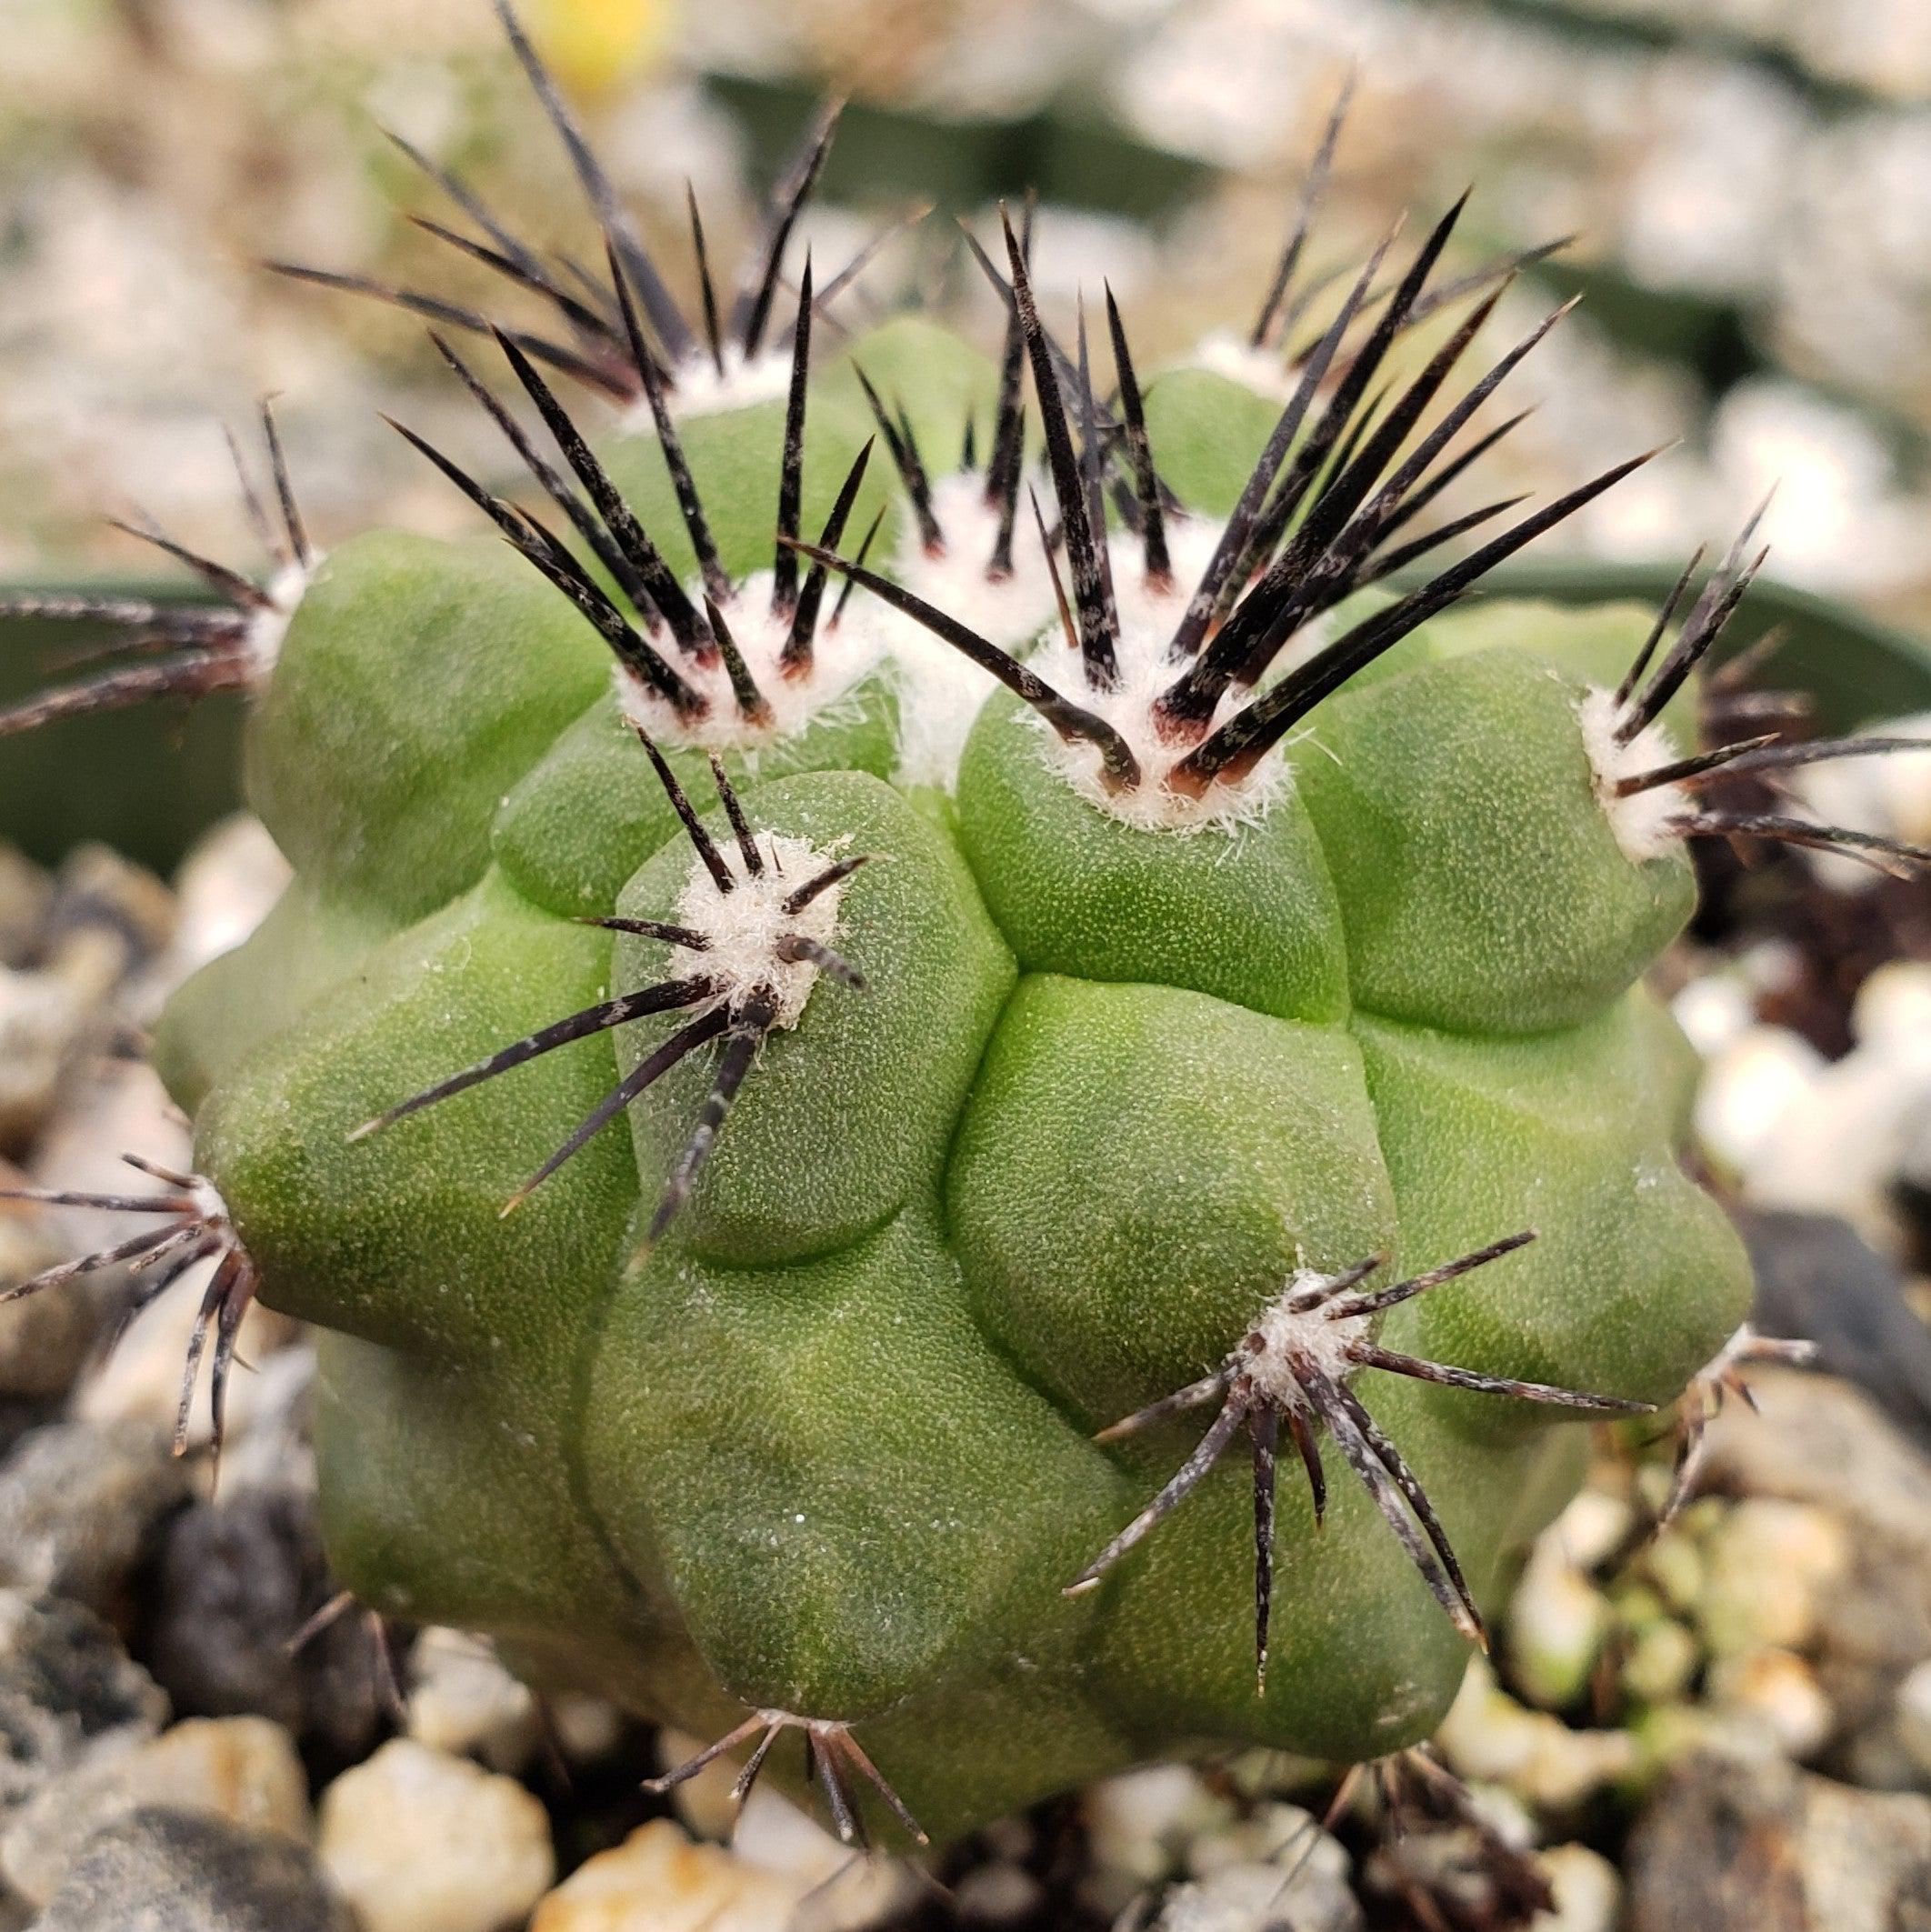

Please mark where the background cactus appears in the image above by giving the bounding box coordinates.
[4,5,1926,1853]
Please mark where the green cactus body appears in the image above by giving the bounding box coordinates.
[145,300,1751,1842]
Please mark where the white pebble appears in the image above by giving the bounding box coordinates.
[952,1861,1044,1924]
[1435,1660,1636,1808]
[1705,1648,1834,1757]
[1532,1843,1620,1932]
[528,1818,799,1932]
[1896,1661,1931,1778]
[1694,1025,1823,1178]
[318,1738,555,1932]
[1696,1500,1848,1657]
[405,1628,539,1774]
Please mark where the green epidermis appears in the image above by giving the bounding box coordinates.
[159,325,1749,1843]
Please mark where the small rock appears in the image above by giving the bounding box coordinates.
[0,1715,308,1907]
[1740,1212,1931,1446]
[32,1808,355,1932]
[1619,1616,1700,1707]
[1741,970,1931,1249]
[405,1629,538,1774]
[1081,1763,1230,1913]
[139,815,289,1013]
[0,974,95,1159]
[0,849,50,968]
[1155,1856,1363,1932]
[0,1422,186,1616]
[144,1480,377,1762]
[1704,1369,1931,1557]
[0,848,170,1157]
[74,1286,302,1457]
[0,1214,98,1402]
[952,1861,1043,1924]
[317,1738,555,1932]
[528,1817,800,1932]
[1899,1662,1931,1783]
[1695,1498,1847,1657]
[0,1592,166,1816]
[544,1694,625,1767]
[200,1344,315,1497]
[728,1784,916,1928]
[651,1725,737,1842]
[43,846,174,974]
[1533,1843,1620,1932]
[1506,1546,1610,1711]
[1627,1700,1786,1784]
[24,1061,192,1260]
[1186,1801,1348,1888]
[1543,1487,1634,1572]
[1701,1371,1931,1787]
[1363,1817,1552,1932]
[1626,1751,1931,1931]
[1642,1528,1704,1617]
[1435,1660,1636,1809]
[1696,1023,1823,1179]
[1706,1648,1835,1759]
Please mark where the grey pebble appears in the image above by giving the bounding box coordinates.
[27,1809,354,1932]
[0,1423,187,1617]
[1625,1751,1931,1931]
[0,1218,101,1404]
[0,1592,167,1816]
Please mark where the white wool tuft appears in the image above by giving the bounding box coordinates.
[619,345,795,426]
[1028,519,1289,835]
[1191,329,1299,403]
[879,473,1058,790]
[674,831,851,1030]
[186,1175,234,1227]
[242,556,317,678]
[1577,685,1686,865]
[614,568,889,751]
[1242,1267,1369,1406]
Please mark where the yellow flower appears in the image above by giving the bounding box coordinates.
[529,0,675,93]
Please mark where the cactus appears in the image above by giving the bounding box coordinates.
[4,9,1927,1847]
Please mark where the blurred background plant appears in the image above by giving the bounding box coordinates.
[5,0,1928,612]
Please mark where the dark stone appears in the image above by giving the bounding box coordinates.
[142,1488,381,1767]
[0,1406,53,1469]
[29,1808,355,1932]
[1741,1208,1931,1449]
[1897,1092,1931,1274]
[0,1593,166,1817]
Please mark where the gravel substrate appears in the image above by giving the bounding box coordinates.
[0,816,1926,1931]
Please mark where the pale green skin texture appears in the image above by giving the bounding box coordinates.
[156,327,1749,1841]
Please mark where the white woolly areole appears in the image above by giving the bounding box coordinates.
[242,556,317,679]
[673,830,850,1030]
[186,1175,233,1228]
[1104,511,1225,644]
[619,345,795,426]
[1577,685,1686,865]
[1240,1268,1370,1407]
[1192,329,1298,403]
[613,567,889,751]
[1030,530,1289,835]
[880,472,1058,791]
